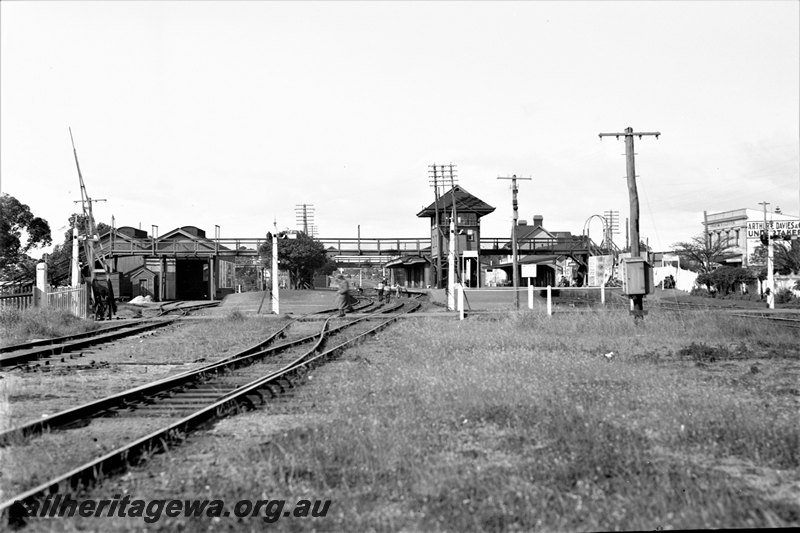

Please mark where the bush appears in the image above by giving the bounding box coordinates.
[718,292,760,302]
[775,288,795,304]
[0,307,100,346]
[690,287,709,298]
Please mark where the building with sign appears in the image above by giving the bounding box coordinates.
[704,208,800,267]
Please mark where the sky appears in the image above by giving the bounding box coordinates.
[2,1,798,256]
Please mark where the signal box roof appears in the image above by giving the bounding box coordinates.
[416,186,495,218]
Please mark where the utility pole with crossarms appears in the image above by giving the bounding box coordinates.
[599,127,660,321]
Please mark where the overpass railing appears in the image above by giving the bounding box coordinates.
[101,235,600,257]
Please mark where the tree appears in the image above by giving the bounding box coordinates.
[672,234,735,274]
[752,241,800,275]
[259,232,329,289]
[696,266,756,296]
[0,193,52,278]
[774,239,800,275]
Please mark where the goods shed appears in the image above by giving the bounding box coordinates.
[98,225,237,301]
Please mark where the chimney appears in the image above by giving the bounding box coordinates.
[533,215,544,227]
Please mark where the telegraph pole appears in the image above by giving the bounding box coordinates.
[497,175,531,309]
[599,127,660,319]
[758,201,774,309]
[429,163,458,289]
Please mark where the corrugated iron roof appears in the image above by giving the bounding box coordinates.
[416,186,495,218]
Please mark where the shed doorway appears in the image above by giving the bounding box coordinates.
[176,259,207,300]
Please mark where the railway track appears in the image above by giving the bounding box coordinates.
[0,297,419,526]
[0,302,221,369]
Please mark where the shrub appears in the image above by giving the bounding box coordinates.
[775,288,795,304]
[690,287,709,297]
[0,307,100,346]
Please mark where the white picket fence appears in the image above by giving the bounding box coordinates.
[47,285,89,319]
[0,265,89,319]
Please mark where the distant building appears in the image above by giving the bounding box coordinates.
[98,225,237,301]
[491,215,594,287]
[416,186,495,288]
[704,208,800,267]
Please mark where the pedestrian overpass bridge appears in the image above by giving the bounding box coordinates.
[103,234,604,264]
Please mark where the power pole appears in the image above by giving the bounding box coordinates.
[625,217,629,250]
[599,126,660,320]
[294,204,315,235]
[429,163,458,289]
[758,201,774,309]
[497,174,531,309]
[603,209,619,251]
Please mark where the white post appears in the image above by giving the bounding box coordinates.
[35,262,48,308]
[528,283,534,310]
[271,233,279,314]
[546,285,552,316]
[457,283,465,320]
[630,298,634,311]
[767,238,775,310]
[71,224,81,287]
[601,282,606,305]
[447,217,456,311]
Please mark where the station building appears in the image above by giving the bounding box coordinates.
[704,208,800,267]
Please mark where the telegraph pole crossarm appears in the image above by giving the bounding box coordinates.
[497,175,532,309]
[599,127,660,322]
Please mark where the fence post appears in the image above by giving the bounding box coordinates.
[601,282,606,305]
[34,262,48,308]
[547,285,552,316]
[528,284,534,310]
[457,283,465,320]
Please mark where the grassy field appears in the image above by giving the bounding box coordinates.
[0,308,104,347]
[20,305,799,531]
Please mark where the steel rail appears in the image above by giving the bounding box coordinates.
[0,319,178,368]
[0,318,298,445]
[1,302,222,368]
[0,301,405,445]
[0,320,153,354]
[0,301,420,527]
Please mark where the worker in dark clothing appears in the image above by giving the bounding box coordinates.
[336,274,351,317]
[376,278,387,302]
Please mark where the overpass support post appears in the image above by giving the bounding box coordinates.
[209,258,215,300]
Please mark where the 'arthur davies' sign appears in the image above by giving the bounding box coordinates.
[746,220,800,239]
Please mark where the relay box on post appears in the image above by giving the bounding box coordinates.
[621,257,653,296]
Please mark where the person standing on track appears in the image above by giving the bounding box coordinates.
[376,277,387,302]
[336,274,351,317]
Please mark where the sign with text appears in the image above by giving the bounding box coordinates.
[746,220,800,239]
[521,264,538,278]
[588,255,615,287]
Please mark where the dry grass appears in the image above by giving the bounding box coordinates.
[247,309,800,531]
[13,308,800,531]
[0,308,102,347]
